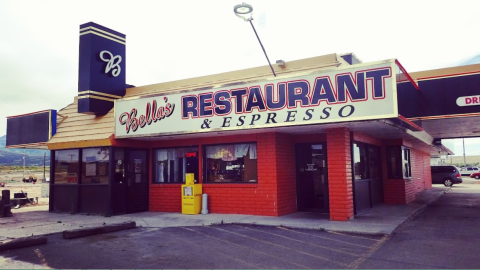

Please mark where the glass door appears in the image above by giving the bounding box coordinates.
[295,143,329,213]
[126,149,149,213]
[112,148,127,215]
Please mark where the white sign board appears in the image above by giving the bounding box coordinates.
[115,60,398,138]
[456,95,480,107]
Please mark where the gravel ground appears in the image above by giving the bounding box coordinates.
[0,169,49,208]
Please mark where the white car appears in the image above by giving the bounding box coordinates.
[459,167,480,176]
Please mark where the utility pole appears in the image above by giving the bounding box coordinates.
[463,138,466,167]
[23,148,26,180]
[43,152,46,181]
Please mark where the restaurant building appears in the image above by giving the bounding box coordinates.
[7,22,480,221]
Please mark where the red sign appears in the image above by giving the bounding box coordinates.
[186,152,197,158]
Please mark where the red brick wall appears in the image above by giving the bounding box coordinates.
[382,141,432,204]
[275,133,296,216]
[150,184,181,212]
[405,148,432,203]
[119,129,434,217]
[326,128,354,221]
[146,132,299,216]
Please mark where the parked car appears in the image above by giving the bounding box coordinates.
[459,166,480,176]
[470,172,480,179]
[431,165,463,186]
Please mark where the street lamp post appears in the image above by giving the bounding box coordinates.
[234,2,276,77]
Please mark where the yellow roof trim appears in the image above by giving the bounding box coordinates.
[408,63,480,81]
[48,138,112,150]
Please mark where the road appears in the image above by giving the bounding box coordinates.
[1,185,479,269]
[358,184,480,269]
[0,224,387,269]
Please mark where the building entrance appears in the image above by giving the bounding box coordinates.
[112,148,149,214]
[295,143,329,213]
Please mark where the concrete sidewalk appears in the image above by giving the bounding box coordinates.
[0,186,450,240]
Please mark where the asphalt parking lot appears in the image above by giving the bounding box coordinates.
[0,224,387,269]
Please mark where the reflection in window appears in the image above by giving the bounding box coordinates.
[154,147,199,183]
[81,147,110,184]
[387,146,411,179]
[205,143,257,183]
[54,149,79,184]
[402,148,411,178]
[353,142,381,180]
[114,148,125,184]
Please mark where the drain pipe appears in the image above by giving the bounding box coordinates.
[201,193,209,214]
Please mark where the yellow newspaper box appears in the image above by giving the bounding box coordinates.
[181,173,202,214]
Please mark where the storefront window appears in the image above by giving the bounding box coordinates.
[54,149,79,184]
[387,146,411,179]
[205,143,257,183]
[81,147,110,184]
[154,146,199,183]
[353,142,381,180]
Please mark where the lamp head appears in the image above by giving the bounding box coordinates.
[234,2,253,21]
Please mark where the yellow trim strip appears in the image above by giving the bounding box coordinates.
[416,71,480,82]
[78,95,115,102]
[407,112,480,121]
[78,90,122,99]
[48,138,112,150]
[79,31,125,45]
[79,26,126,41]
[49,111,52,140]
[7,110,52,119]
[6,142,48,149]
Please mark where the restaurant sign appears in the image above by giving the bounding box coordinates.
[114,60,398,138]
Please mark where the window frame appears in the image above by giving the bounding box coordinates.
[352,141,382,181]
[387,146,412,179]
[203,142,258,184]
[81,147,110,185]
[53,149,80,185]
[152,145,199,184]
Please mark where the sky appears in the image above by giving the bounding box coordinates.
[444,138,480,156]
[1,0,480,154]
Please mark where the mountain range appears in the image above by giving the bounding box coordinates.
[0,135,50,166]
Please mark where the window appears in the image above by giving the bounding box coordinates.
[387,146,411,179]
[402,148,411,178]
[81,147,110,184]
[154,146,199,183]
[54,149,79,184]
[205,143,257,183]
[353,142,381,180]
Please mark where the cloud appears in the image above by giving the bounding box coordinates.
[2,0,480,140]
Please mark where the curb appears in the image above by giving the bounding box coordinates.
[0,236,47,251]
[218,222,390,237]
[62,221,136,239]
